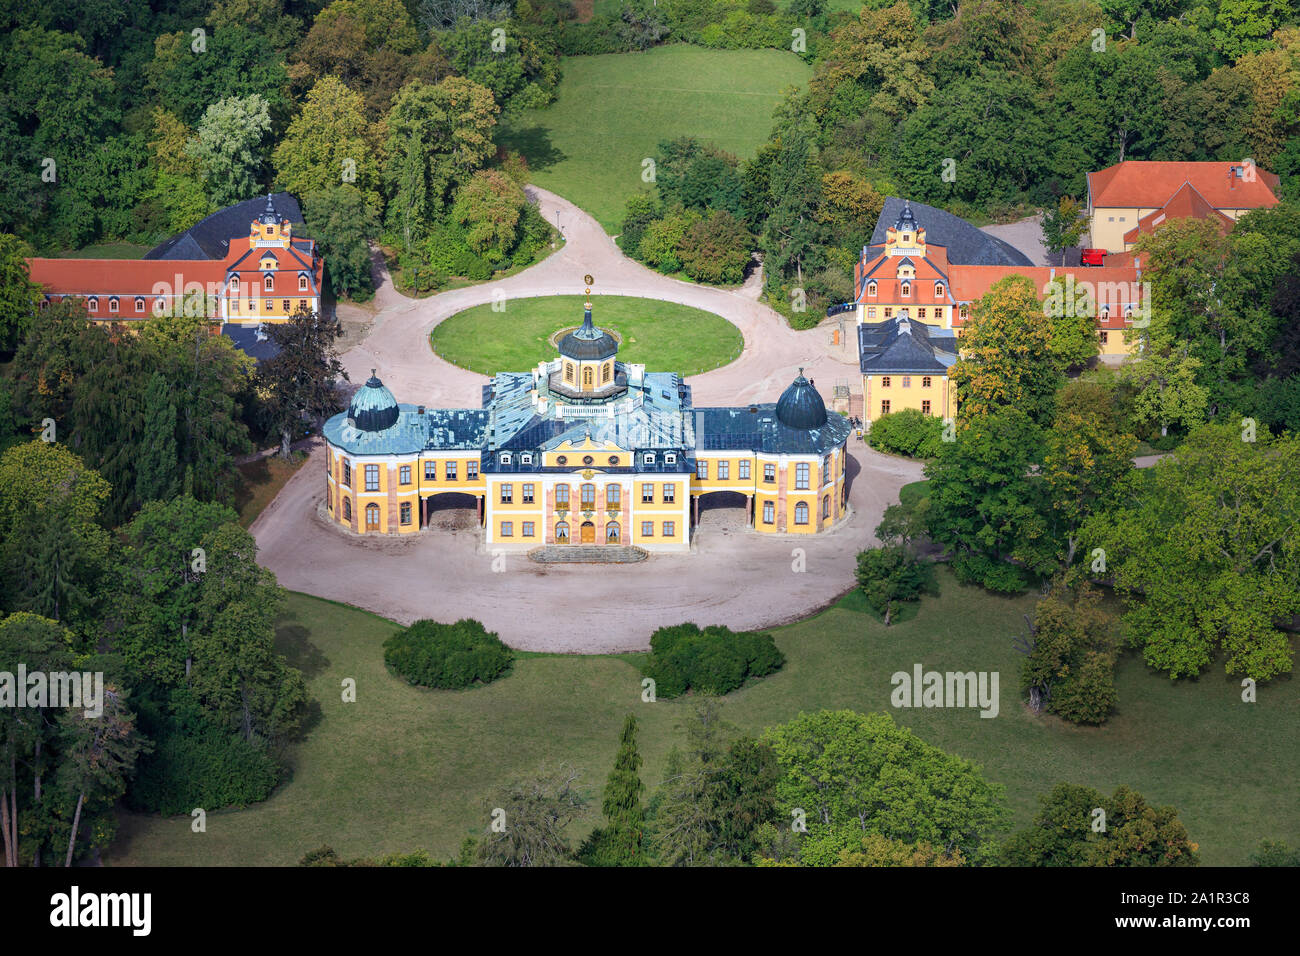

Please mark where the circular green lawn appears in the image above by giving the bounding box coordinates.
[430,295,744,377]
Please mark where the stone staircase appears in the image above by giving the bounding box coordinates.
[528,545,649,564]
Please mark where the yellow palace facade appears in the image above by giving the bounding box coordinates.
[322,303,852,550]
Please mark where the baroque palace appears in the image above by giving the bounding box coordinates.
[323,301,851,549]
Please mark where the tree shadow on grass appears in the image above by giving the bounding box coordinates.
[497,125,567,172]
[275,623,331,679]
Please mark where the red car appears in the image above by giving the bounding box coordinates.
[1080,248,1106,266]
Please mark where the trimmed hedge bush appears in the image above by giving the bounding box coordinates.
[642,622,784,697]
[128,724,281,816]
[867,408,945,459]
[384,618,514,689]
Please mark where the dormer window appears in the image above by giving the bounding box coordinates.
[665,452,677,464]
[155,297,166,314]
[867,281,877,297]
[88,296,98,312]
[134,297,145,312]
[901,282,911,297]
[500,452,512,465]
[643,452,655,464]
[264,274,274,291]
[109,297,119,313]
[520,453,532,465]
[298,273,309,291]
[934,282,944,297]
[229,275,239,290]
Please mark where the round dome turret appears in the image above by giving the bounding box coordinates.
[348,371,400,432]
[775,370,827,430]
[558,302,617,361]
[257,194,280,226]
[894,199,918,233]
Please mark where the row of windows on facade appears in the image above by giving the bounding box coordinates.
[879,400,933,415]
[876,376,934,389]
[337,495,833,531]
[564,363,613,386]
[83,295,311,314]
[865,281,945,298]
[500,482,672,505]
[341,457,833,492]
[496,451,676,466]
[865,306,960,321]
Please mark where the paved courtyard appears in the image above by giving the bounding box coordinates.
[252,188,924,652]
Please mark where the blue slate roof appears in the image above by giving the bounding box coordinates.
[145,192,304,261]
[220,323,280,363]
[693,404,852,456]
[859,315,958,374]
[870,197,1033,267]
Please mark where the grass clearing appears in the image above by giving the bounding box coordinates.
[109,568,1298,866]
[57,242,151,259]
[498,45,811,231]
[430,294,743,377]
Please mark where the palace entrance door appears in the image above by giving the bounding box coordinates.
[580,521,595,543]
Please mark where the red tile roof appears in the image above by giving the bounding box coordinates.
[1088,161,1279,211]
[1122,181,1235,244]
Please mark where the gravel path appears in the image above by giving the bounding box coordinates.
[251,188,923,652]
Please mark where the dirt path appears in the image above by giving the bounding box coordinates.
[252,188,922,652]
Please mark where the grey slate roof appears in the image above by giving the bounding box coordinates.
[145,192,304,261]
[859,315,958,374]
[870,197,1033,267]
[220,324,280,363]
[693,404,852,456]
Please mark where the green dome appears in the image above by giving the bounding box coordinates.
[775,370,828,430]
[348,371,400,432]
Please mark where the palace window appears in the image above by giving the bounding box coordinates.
[959,306,968,320]
[822,495,830,519]
[230,275,239,290]
[665,452,676,465]
[917,308,926,319]
[867,281,877,296]
[501,483,513,504]
[881,376,891,388]
[500,452,512,465]
[884,308,893,318]
[467,461,478,479]
[739,460,750,480]
[343,460,352,487]
[365,464,379,491]
[607,522,620,542]
[608,456,619,465]
[901,282,911,297]
[365,504,380,531]
[400,502,412,525]
[134,297,145,312]
[643,452,655,464]
[922,400,932,414]
[822,455,831,482]
[521,453,533,465]
[446,461,457,480]
[425,461,436,481]
[696,460,708,480]
[602,363,612,383]
[522,521,535,537]
[555,485,569,508]
[282,299,290,312]
[400,465,411,485]
[565,364,575,383]
[935,282,945,297]
[299,274,309,291]
[155,297,165,314]
[109,297,119,313]
[763,464,775,483]
[922,376,932,388]
[607,484,621,507]
[902,376,911,388]
[662,484,675,503]
[796,463,810,490]
[556,521,569,541]
[264,274,274,291]
[795,502,809,525]
[299,299,308,311]
[641,483,654,503]
[264,299,272,311]
[556,456,567,465]
[583,367,593,386]
[641,521,654,537]
[522,483,535,504]
[501,521,513,537]
[881,400,891,415]
[1099,331,1109,344]
[663,521,675,537]
[582,455,593,465]
[763,501,774,524]
[343,498,352,521]
[580,484,596,508]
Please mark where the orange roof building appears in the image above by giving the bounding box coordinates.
[1086,161,1279,253]
[27,194,324,327]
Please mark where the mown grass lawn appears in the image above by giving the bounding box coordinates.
[109,569,1298,866]
[430,294,743,377]
[498,45,811,231]
[58,242,151,259]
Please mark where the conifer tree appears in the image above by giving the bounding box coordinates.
[135,372,179,506]
[597,714,646,866]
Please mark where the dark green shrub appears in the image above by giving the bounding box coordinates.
[868,409,945,459]
[952,551,1030,593]
[128,724,280,815]
[642,623,784,697]
[384,618,514,689]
